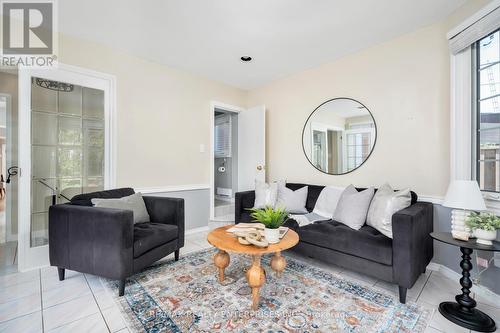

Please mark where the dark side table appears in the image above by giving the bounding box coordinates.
[431,232,499,332]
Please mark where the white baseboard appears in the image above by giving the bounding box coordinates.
[427,262,500,303]
[185,226,209,235]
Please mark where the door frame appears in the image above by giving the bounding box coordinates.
[209,101,244,221]
[0,93,12,243]
[18,63,117,271]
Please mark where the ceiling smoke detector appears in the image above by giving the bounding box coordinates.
[240,56,252,62]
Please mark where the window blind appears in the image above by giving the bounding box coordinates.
[215,115,232,158]
[449,5,500,55]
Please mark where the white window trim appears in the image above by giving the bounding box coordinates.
[449,10,500,214]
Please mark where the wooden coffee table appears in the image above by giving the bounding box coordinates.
[207,225,299,310]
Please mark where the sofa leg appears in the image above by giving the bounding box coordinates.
[175,249,180,261]
[57,268,65,281]
[398,286,407,304]
[118,279,126,296]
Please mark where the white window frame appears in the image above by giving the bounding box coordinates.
[450,1,500,213]
[343,127,376,172]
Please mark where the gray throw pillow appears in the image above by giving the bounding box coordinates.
[92,192,150,224]
[253,180,278,208]
[367,183,411,238]
[332,185,375,230]
[276,181,308,214]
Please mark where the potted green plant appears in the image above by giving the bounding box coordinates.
[465,212,500,245]
[248,206,288,244]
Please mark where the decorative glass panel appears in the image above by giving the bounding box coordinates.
[31,179,56,213]
[31,79,57,112]
[58,115,82,145]
[32,146,56,179]
[31,78,105,247]
[58,147,82,178]
[32,112,57,145]
[83,87,104,119]
[58,178,82,203]
[58,85,82,116]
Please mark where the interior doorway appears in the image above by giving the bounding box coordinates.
[213,107,239,221]
[209,102,266,222]
[17,64,116,271]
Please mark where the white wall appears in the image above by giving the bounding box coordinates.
[58,34,247,189]
[246,0,491,198]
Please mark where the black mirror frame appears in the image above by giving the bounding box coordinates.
[301,97,377,176]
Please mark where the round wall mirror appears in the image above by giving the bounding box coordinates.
[302,98,377,175]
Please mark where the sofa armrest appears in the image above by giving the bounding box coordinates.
[48,204,134,280]
[235,190,255,224]
[392,202,434,288]
[143,196,185,247]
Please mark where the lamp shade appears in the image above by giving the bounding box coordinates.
[442,180,487,211]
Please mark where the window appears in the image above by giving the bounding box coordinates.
[345,131,373,171]
[474,29,500,193]
[214,114,232,158]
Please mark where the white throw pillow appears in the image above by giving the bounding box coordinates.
[253,180,278,208]
[276,181,308,214]
[367,183,411,238]
[92,192,150,224]
[313,185,345,218]
[332,185,375,230]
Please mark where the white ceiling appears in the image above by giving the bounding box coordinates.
[59,0,466,89]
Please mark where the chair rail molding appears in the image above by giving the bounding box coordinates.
[134,184,210,194]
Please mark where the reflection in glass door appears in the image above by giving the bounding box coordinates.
[30,78,104,247]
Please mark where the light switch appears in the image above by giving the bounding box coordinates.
[199,144,205,153]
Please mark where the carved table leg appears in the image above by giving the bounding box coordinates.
[270,251,286,277]
[438,247,496,332]
[213,250,230,282]
[246,255,265,310]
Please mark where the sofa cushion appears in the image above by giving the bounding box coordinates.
[133,223,178,258]
[70,188,135,206]
[298,220,393,265]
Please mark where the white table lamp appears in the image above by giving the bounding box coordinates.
[442,180,487,240]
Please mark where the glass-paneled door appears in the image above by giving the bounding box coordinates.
[18,66,114,271]
[30,79,105,247]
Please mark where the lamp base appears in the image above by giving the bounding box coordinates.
[451,209,472,240]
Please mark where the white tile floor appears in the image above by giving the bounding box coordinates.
[0,229,498,333]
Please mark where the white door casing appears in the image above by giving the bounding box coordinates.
[209,103,266,220]
[18,63,116,271]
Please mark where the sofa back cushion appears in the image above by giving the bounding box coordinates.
[285,183,418,213]
[70,187,135,206]
[286,183,325,212]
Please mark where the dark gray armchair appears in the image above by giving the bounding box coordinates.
[48,188,184,296]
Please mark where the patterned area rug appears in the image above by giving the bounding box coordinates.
[105,248,432,332]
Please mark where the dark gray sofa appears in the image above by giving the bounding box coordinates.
[235,183,433,303]
[49,188,184,296]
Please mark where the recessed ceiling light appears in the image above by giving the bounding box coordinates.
[240,56,252,62]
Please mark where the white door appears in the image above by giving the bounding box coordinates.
[18,64,115,271]
[238,105,266,191]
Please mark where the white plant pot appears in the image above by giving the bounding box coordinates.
[264,228,280,244]
[474,229,497,246]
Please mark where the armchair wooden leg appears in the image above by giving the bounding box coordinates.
[57,268,65,281]
[175,249,180,261]
[119,279,126,296]
[399,286,407,304]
